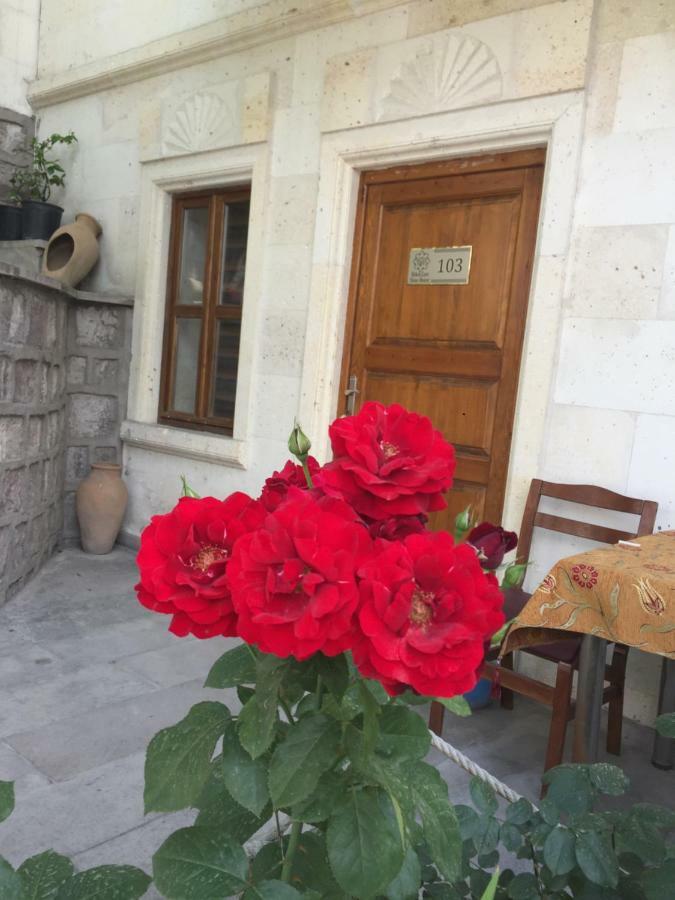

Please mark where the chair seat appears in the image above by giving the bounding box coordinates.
[501,586,581,665]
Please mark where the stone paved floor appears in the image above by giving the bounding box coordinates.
[0,548,672,891]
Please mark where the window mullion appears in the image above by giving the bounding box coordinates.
[197,196,220,420]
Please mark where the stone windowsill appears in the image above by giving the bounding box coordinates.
[0,259,133,307]
[120,419,248,469]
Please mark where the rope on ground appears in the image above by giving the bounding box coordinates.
[429,730,525,805]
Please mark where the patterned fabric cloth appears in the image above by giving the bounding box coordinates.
[503,531,675,660]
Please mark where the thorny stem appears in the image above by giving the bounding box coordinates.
[281,820,302,883]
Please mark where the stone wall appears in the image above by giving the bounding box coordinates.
[63,302,132,543]
[0,264,131,605]
[0,268,67,604]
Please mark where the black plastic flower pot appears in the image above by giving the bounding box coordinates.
[20,200,63,241]
[0,204,23,240]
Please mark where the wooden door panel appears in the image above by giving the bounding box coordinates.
[364,372,498,453]
[373,195,521,345]
[341,149,545,527]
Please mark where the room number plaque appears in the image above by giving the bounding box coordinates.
[407,245,472,285]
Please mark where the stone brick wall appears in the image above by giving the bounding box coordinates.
[0,264,131,605]
[0,269,67,604]
[63,302,132,543]
[0,107,34,203]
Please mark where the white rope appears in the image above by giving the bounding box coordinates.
[429,730,526,805]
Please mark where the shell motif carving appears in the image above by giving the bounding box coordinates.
[379,34,502,120]
[162,93,236,155]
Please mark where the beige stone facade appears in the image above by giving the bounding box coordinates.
[23,0,675,723]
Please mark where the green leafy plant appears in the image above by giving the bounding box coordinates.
[9,132,78,204]
[138,649,675,899]
[0,780,150,900]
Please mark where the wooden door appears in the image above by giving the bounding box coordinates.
[339,149,545,530]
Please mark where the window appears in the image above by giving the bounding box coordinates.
[159,186,250,434]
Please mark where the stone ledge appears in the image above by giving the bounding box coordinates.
[0,261,133,307]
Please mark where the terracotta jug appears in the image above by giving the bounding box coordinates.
[76,463,128,554]
[42,213,102,288]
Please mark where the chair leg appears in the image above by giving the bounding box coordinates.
[429,700,445,736]
[606,645,628,756]
[500,654,515,710]
[543,662,574,779]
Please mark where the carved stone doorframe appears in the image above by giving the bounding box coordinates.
[298,89,585,531]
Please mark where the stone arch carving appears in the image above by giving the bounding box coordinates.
[162,92,236,156]
[379,34,502,121]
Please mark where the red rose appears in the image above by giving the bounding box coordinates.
[259,457,321,512]
[467,522,518,570]
[353,532,504,697]
[135,493,265,639]
[366,514,428,541]
[319,402,455,519]
[229,489,373,660]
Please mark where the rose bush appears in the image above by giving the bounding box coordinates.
[132,403,527,899]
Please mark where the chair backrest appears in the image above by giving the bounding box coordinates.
[517,479,658,565]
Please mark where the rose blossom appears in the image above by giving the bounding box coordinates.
[319,402,455,520]
[467,522,518,570]
[229,489,373,660]
[259,456,321,512]
[353,531,504,697]
[365,514,428,541]
[135,493,265,638]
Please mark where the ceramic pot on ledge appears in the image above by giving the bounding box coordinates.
[76,463,128,555]
[42,213,102,287]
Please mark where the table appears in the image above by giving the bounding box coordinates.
[502,531,675,767]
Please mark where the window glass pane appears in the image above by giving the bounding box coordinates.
[171,318,202,413]
[219,198,250,306]
[210,319,241,421]
[178,206,209,305]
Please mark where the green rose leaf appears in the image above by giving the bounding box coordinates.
[292,770,344,824]
[506,872,539,899]
[54,866,151,900]
[655,712,675,737]
[195,758,271,842]
[542,766,593,818]
[642,858,675,900]
[144,700,231,813]
[205,644,257,688]
[433,696,472,717]
[0,857,22,900]
[314,652,350,699]
[221,723,270,816]
[238,656,286,760]
[407,762,462,882]
[543,825,576,875]
[376,705,430,761]
[153,826,248,899]
[587,763,629,796]
[574,830,619,887]
[0,780,15,823]
[386,846,421,900]
[242,880,303,899]
[17,850,74,900]
[269,714,341,808]
[469,777,498,816]
[327,785,404,897]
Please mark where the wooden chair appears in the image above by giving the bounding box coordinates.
[429,480,658,775]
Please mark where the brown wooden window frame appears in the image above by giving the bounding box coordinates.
[158,185,251,435]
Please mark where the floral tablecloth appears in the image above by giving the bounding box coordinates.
[503,531,675,660]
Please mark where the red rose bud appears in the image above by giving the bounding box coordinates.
[467,522,518,570]
[259,457,321,512]
[366,514,428,541]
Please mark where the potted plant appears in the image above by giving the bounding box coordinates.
[9,131,78,241]
[0,199,22,240]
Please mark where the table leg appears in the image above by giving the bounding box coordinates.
[573,635,607,763]
[651,658,675,771]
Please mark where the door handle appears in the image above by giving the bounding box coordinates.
[344,374,359,416]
